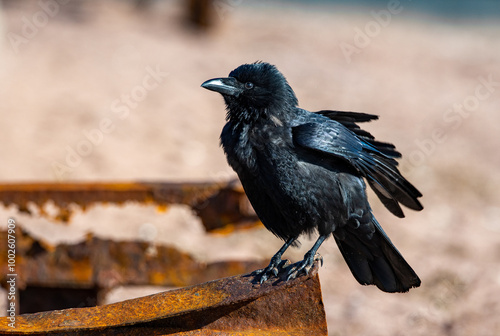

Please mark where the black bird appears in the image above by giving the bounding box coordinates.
[201,62,423,292]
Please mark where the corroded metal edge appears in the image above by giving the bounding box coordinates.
[0,181,258,231]
[0,229,267,289]
[0,262,327,335]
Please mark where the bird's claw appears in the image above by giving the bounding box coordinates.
[317,254,324,267]
[253,251,323,283]
[252,258,289,283]
[286,253,323,281]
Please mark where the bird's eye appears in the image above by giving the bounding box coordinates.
[244,82,254,89]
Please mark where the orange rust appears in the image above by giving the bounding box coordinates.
[0,181,219,222]
[155,204,169,213]
[210,220,263,235]
[0,181,259,232]
[0,229,267,290]
[0,262,327,335]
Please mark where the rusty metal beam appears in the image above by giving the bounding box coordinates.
[0,263,327,335]
[0,181,259,231]
[0,228,267,290]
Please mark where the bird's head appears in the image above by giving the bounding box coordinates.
[201,62,298,123]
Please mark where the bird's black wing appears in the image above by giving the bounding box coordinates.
[292,119,423,217]
[316,110,378,123]
[315,110,400,158]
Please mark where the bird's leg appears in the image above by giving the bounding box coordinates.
[286,235,327,281]
[253,236,297,283]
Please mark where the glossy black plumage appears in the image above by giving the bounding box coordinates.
[201,62,423,292]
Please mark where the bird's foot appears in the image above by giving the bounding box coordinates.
[286,252,323,281]
[252,255,290,283]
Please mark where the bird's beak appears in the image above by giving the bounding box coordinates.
[201,77,243,97]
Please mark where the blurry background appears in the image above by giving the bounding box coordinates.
[0,0,499,335]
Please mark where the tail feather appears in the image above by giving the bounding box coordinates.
[334,218,420,293]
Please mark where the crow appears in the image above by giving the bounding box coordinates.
[201,61,423,292]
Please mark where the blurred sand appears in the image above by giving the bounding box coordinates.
[0,1,499,335]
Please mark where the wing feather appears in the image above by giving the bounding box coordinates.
[292,120,423,217]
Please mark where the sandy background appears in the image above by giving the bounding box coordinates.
[0,1,499,335]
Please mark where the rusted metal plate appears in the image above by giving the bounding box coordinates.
[0,262,327,335]
[0,228,267,290]
[0,181,259,231]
